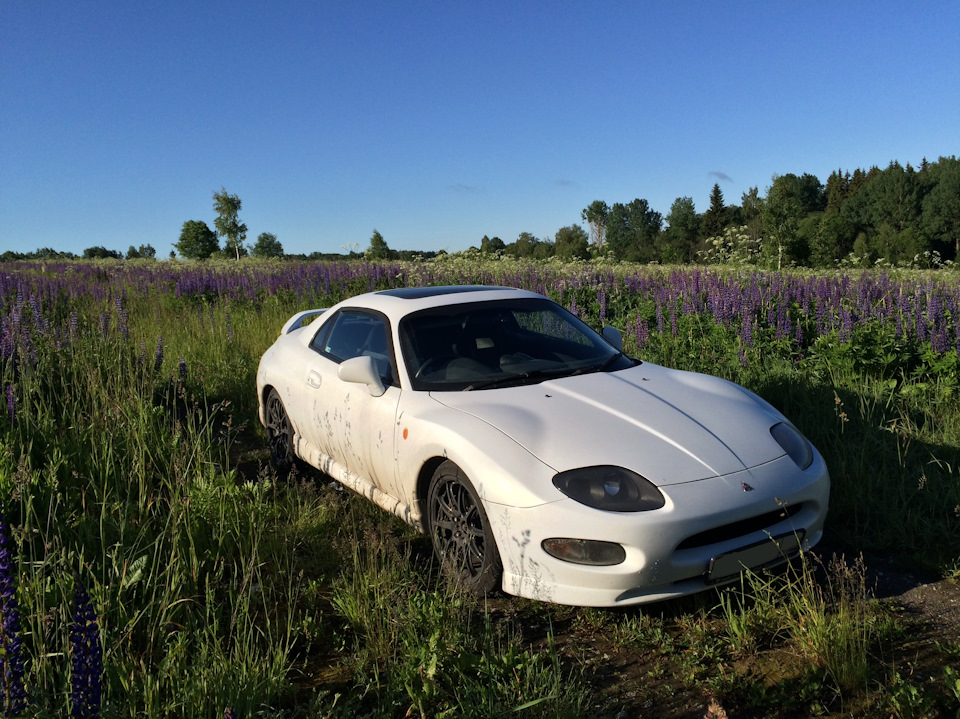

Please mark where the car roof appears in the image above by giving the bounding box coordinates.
[336,285,546,317]
[376,285,513,300]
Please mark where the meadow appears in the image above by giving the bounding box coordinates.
[1,255,959,717]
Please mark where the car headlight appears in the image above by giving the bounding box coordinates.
[552,466,665,512]
[770,422,813,470]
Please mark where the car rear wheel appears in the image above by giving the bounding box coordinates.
[265,388,295,475]
[427,460,502,595]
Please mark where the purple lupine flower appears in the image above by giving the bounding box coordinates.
[153,336,164,373]
[597,287,607,325]
[225,310,233,343]
[70,311,78,341]
[915,298,927,344]
[740,316,754,349]
[928,291,946,353]
[839,306,853,344]
[931,323,949,355]
[0,512,26,716]
[224,709,237,719]
[4,386,14,428]
[635,313,648,351]
[70,582,102,718]
[178,357,187,383]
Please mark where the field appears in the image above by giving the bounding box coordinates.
[2,256,960,718]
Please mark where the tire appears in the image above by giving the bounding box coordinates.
[427,460,502,595]
[265,388,295,475]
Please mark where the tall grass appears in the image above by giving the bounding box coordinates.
[2,257,959,715]
[1,292,336,715]
[327,510,590,718]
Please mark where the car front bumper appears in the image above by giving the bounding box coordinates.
[485,453,830,607]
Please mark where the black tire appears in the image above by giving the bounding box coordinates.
[265,388,295,475]
[427,460,502,595]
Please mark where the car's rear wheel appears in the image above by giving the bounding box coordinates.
[265,388,295,475]
[427,460,502,595]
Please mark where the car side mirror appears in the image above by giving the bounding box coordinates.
[601,326,623,351]
[337,356,386,397]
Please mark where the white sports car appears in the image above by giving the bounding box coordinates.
[257,285,829,607]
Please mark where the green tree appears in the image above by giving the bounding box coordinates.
[367,229,390,260]
[82,246,122,259]
[813,212,856,265]
[922,156,960,259]
[659,197,699,263]
[700,184,727,240]
[505,231,539,258]
[581,200,609,249]
[762,173,823,268]
[863,161,923,233]
[480,235,506,255]
[252,232,284,258]
[531,237,554,259]
[138,243,156,259]
[126,245,141,259]
[212,187,247,261]
[554,225,590,260]
[824,169,850,214]
[740,187,764,248]
[605,199,662,262]
[175,220,219,260]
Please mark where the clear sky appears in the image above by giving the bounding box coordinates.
[2,1,958,257]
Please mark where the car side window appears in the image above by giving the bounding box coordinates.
[311,310,395,385]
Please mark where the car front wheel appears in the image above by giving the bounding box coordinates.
[265,388,295,475]
[427,461,502,595]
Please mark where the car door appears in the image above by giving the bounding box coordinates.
[302,309,401,493]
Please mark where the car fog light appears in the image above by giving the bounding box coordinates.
[542,538,626,566]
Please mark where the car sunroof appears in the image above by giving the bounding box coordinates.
[377,285,512,299]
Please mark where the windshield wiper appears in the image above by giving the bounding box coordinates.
[597,351,624,372]
[569,352,637,377]
[463,368,567,391]
[463,357,635,390]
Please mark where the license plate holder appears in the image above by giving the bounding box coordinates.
[706,531,805,585]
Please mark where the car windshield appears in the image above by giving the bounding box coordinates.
[399,297,635,391]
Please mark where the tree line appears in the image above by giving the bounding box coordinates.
[3,156,957,267]
[333,155,960,269]
[566,155,959,268]
[0,244,157,263]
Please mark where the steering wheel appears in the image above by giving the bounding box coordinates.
[414,355,456,380]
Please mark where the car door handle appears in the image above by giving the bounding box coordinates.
[306,370,322,389]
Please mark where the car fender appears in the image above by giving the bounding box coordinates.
[396,393,561,510]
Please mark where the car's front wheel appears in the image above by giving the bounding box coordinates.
[427,461,502,595]
[265,388,295,475]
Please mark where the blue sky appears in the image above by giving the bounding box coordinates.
[2,2,958,257]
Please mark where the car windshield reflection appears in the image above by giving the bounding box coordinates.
[399,298,635,391]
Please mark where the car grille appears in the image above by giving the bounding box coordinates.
[675,504,803,550]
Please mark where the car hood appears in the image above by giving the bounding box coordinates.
[430,363,787,486]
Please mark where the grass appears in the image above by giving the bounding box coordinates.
[1,256,959,716]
